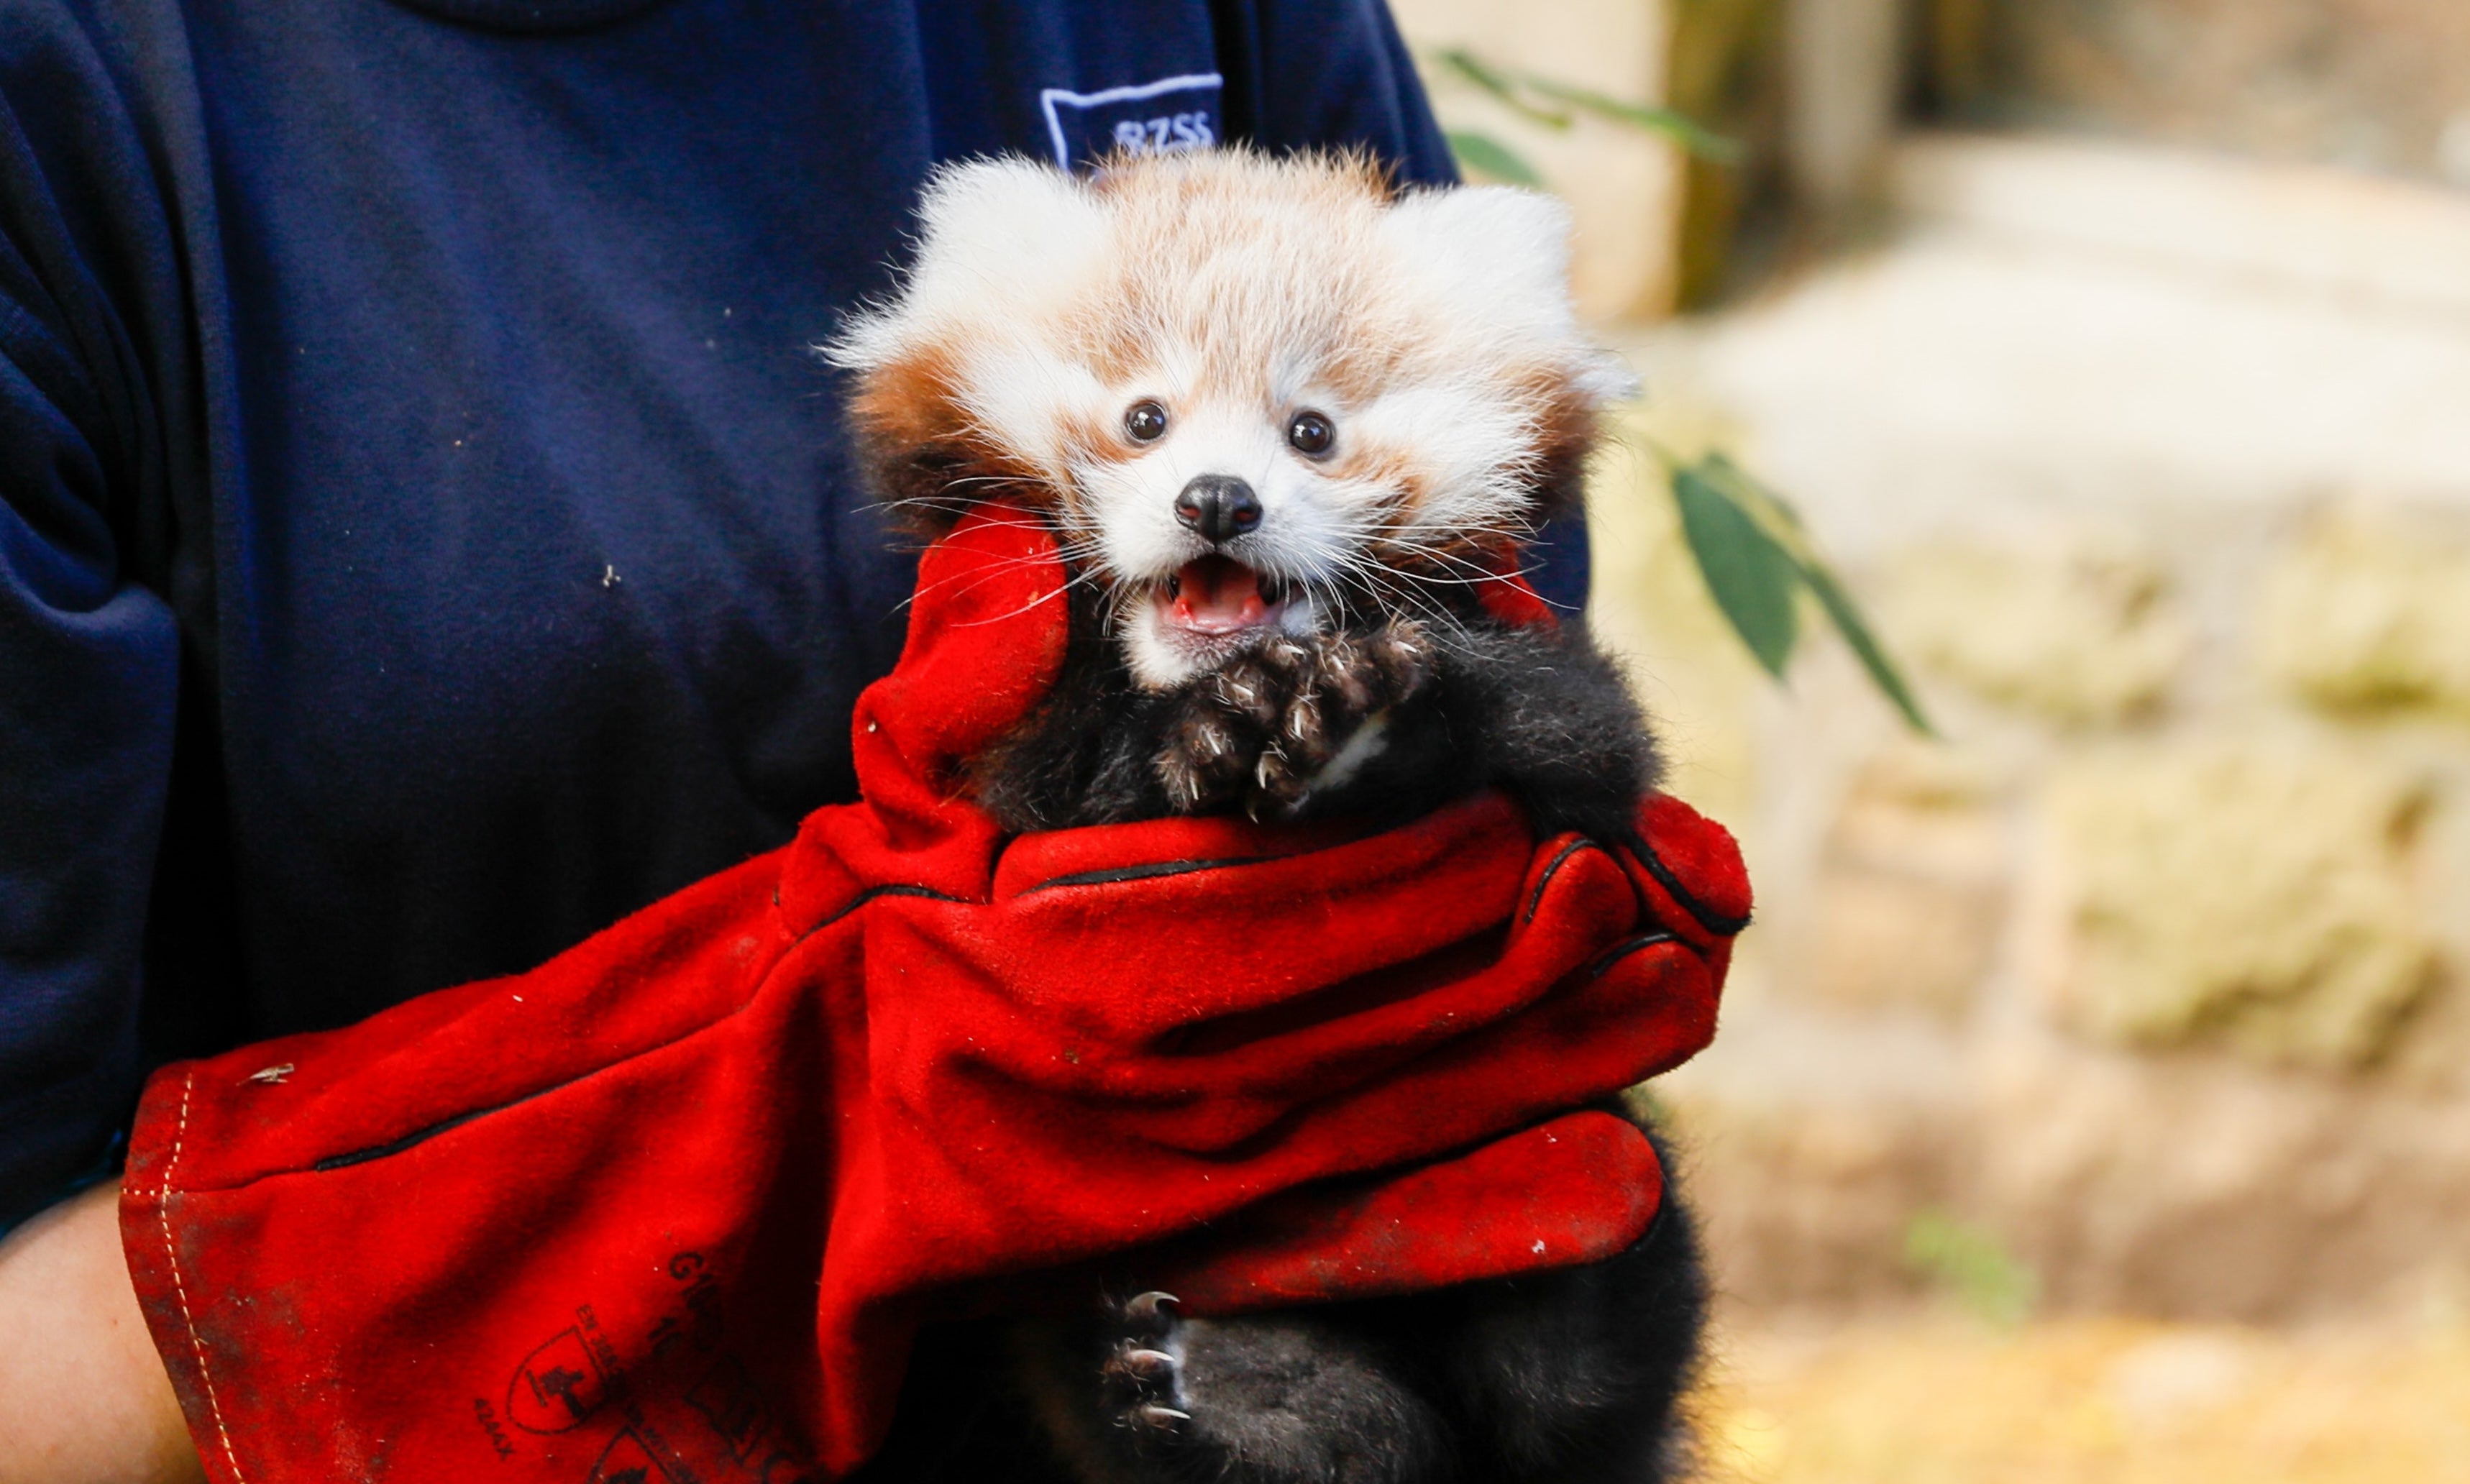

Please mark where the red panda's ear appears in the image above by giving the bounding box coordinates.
[1382,186,1575,324]
[910,159,1106,288]
[830,160,1108,531]
[1379,186,1639,407]
[833,160,1107,378]
[1379,184,1637,520]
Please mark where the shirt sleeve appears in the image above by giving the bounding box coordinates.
[1212,0,1458,186]
[1212,0,1592,612]
[0,1,188,1231]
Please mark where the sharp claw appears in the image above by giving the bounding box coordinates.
[1123,1291,1180,1329]
[1137,1404,1191,1430]
[1114,1347,1176,1383]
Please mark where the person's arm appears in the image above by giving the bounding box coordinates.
[0,1181,201,1483]
[1,0,193,1231]
[1,4,204,1467]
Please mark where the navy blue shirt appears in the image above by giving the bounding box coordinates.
[0,0,1586,1227]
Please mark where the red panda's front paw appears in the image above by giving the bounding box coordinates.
[1155,623,1434,822]
[1100,1291,1192,1441]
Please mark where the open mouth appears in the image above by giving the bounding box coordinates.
[1156,554,1295,637]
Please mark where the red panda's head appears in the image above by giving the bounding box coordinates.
[830,149,1634,687]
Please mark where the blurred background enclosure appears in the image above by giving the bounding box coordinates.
[1394,1,2470,1478]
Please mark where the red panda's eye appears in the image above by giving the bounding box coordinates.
[1124,400,1169,443]
[1287,410,1334,457]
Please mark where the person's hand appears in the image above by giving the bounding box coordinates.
[0,1181,201,1484]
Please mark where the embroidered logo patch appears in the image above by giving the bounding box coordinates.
[1039,73,1224,171]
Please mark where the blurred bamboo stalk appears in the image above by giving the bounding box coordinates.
[1668,0,1783,306]
[1783,0,1903,213]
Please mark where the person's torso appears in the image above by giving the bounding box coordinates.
[165,0,1243,1036]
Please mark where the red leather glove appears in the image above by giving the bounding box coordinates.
[119,503,1747,1484]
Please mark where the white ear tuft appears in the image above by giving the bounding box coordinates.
[911,157,1104,287]
[830,158,1107,370]
[1378,185,1578,337]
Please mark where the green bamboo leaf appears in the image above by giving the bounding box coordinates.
[1517,76,1744,162]
[1688,454,1936,736]
[1435,48,1575,130]
[1798,556,1938,736]
[1445,130,1545,186]
[1698,451,1800,530]
[1672,460,1802,677]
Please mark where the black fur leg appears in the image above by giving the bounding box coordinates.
[990,1122,1703,1484]
[1015,1291,1453,1484]
[1427,623,1660,844]
[1437,1181,1707,1483]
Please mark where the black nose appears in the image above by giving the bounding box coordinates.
[1174,475,1262,544]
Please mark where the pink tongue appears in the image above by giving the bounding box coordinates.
[1171,556,1268,633]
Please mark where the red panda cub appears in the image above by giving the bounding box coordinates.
[833,151,1704,1484]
